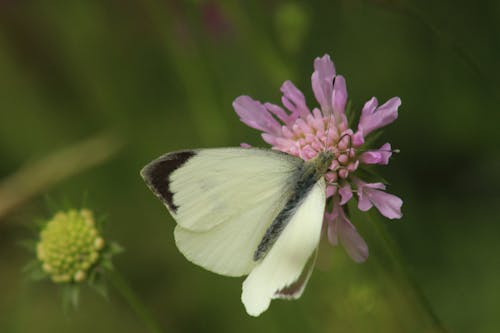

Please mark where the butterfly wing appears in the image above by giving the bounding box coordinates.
[141,148,303,277]
[241,178,326,316]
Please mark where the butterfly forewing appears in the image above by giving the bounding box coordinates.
[141,148,304,276]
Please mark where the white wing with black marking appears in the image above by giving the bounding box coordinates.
[141,148,303,277]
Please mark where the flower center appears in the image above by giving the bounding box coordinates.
[326,130,359,182]
[275,115,359,183]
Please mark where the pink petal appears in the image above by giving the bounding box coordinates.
[280,80,310,119]
[361,182,386,190]
[352,130,364,147]
[263,103,287,122]
[357,192,372,212]
[360,97,378,117]
[326,216,338,246]
[339,183,353,205]
[326,185,337,198]
[311,54,336,116]
[356,180,402,219]
[261,133,279,146]
[326,201,368,262]
[328,226,338,246]
[233,96,281,135]
[337,212,369,263]
[331,75,348,124]
[314,55,336,80]
[356,180,384,211]
[368,190,403,219]
[359,143,392,165]
[358,97,401,136]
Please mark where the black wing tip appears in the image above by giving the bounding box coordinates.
[140,150,197,213]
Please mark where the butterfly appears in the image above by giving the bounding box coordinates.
[141,147,334,316]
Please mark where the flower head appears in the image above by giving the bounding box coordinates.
[234,54,402,263]
[36,209,105,283]
[25,206,123,308]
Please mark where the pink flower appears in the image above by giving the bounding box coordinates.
[233,54,402,262]
[355,179,403,219]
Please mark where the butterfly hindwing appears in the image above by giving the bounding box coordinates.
[241,178,326,316]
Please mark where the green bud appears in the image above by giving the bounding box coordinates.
[36,209,104,284]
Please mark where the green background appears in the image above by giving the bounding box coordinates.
[1,1,499,332]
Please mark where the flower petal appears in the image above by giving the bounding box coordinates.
[368,190,403,219]
[339,183,353,205]
[331,75,348,124]
[357,191,372,211]
[264,102,298,127]
[312,54,336,116]
[359,143,392,165]
[328,200,369,262]
[356,180,383,211]
[324,210,339,246]
[280,80,310,119]
[314,54,336,80]
[337,212,369,263]
[360,97,378,117]
[261,133,279,146]
[356,180,402,219]
[358,97,401,136]
[326,184,337,198]
[352,129,364,147]
[327,220,338,246]
[233,96,281,134]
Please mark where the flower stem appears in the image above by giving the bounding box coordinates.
[109,270,165,333]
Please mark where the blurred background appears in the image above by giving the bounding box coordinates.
[0,0,499,332]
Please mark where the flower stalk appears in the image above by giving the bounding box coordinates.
[109,270,165,333]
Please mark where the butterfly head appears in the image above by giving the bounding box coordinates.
[313,150,335,176]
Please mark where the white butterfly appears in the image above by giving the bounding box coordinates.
[141,147,334,316]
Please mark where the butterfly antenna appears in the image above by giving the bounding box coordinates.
[355,147,400,154]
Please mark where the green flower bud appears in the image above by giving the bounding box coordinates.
[36,209,105,283]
